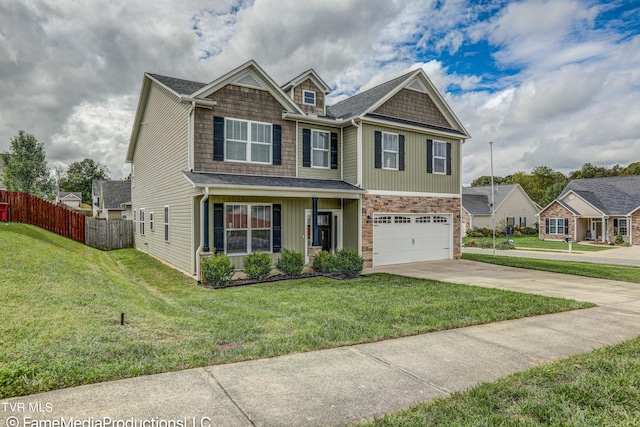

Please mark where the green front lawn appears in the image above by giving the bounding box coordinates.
[463,234,614,252]
[362,336,640,426]
[463,253,640,283]
[0,224,592,398]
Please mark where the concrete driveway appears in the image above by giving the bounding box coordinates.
[3,260,640,427]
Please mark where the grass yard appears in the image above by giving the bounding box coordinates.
[0,223,592,398]
[463,253,640,284]
[361,335,640,426]
[463,235,614,252]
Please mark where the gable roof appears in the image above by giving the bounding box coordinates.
[558,176,640,216]
[325,68,470,138]
[462,184,521,214]
[147,73,207,95]
[58,192,81,200]
[281,69,331,94]
[93,180,131,210]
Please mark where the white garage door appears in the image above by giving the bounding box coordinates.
[373,214,451,266]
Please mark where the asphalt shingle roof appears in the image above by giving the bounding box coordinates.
[183,171,365,193]
[148,73,208,95]
[58,192,81,199]
[325,71,414,119]
[93,180,131,210]
[559,176,640,215]
[462,184,519,214]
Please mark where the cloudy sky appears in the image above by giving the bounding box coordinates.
[1,0,638,183]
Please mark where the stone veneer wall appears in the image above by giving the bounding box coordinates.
[374,88,451,128]
[361,194,461,268]
[539,202,574,240]
[194,84,296,176]
[461,209,471,234]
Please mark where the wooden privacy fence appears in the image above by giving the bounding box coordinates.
[0,190,85,243]
[85,217,133,250]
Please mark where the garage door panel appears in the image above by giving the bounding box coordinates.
[373,214,451,266]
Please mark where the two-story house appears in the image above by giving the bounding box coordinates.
[126,60,470,279]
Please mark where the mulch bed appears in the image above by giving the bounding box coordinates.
[198,272,362,289]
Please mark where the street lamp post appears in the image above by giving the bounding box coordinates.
[489,141,496,257]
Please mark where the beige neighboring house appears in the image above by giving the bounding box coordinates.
[126,60,470,278]
[57,192,82,209]
[461,184,540,234]
[539,176,640,244]
[92,180,132,219]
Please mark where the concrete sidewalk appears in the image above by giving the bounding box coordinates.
[3,260,640,426]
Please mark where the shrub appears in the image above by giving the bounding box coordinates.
[479,240,494,249]
[201,253,235,288]
[331,248,364,279]
[522,226,537,235]
[622,242,630,247]
[275,248,304,276]
[466,230,484,238]
[496,240,515,250]
[243,251,272,281]
[312,250,334,273]
[615,233,624,245]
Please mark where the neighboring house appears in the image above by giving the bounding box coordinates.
[461,184,540,234]
[539,176,640,244]
[126,60,470,277]
[92,180,132,220]
[57,192,82,209]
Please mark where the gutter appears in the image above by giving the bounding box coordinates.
[195,187,210,284]
[179,96,217,108]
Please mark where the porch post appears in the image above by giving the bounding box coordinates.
[203,197,210,252]
[312,197,319,247]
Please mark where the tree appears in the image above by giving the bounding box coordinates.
[540,181,567,207]
[621,162,640,176]
[1,131,55,200]
[471,175,505,187]
[59,158,110,204]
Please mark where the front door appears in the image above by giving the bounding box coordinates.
[592,219,602,240]
[317,213,332,252]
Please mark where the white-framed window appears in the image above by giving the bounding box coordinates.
[616,218,628,235]
[303,90,316,106]
[549,218,565,234]
[139,208,145,236]
[519,217,527,227]
[225,204,272,254]
[225,118,272,164]
[311,130,330,168]
[149,212,154,231]
[433,141,446,174]
[133,209,137,233]
[164,206,170,242]
[382,132,399,170]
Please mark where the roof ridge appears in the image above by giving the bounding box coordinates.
[329,70,415,108]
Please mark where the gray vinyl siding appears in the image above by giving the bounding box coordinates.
[200,195,344,270]
[343,199,359,251]
[343,126,358,185]
[362,123,461,194]
[297,123,342,180]
[131,82,195,274]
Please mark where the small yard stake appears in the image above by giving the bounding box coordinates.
[121,313,125,326]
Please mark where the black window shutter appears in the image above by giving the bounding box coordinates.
[398,135,405,171]
[545,218,549,234]
[272,124,282,165]
[613,219,618,228]
[213,203,224,253]
[330,132,338,169]
[272,204,281,253]
[302,129,311,168]
[446,142,452,176]
[213,117,225,161]
[564,218,569,234]
[426,139,433,173]
[374,131,382,169]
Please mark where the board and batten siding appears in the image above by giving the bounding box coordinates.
[132,82,196,274]
[297,123,342,180]
[342,199,359,252]
[342,126,358,185]
[361,123,461,194]
[200,195,344,270]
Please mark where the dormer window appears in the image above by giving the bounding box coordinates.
[303,90,316,106]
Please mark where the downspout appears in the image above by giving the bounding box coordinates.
[195,187,210,284]
[351,119,362,187]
